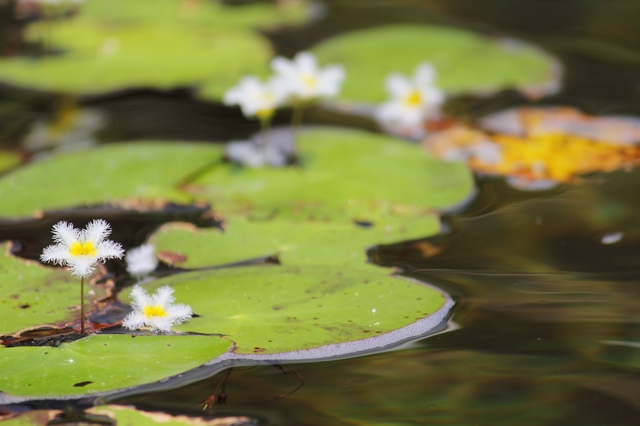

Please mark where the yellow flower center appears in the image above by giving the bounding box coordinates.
[144,305,168,318]
[69,241,97,257]
[404,90,422,107]
[301,74,317,88]
[256,108,274,120]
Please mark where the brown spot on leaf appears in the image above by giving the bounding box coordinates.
[157,250,187,266]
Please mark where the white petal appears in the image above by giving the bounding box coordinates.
[148,316,173,333]
[84,219,111,243]
[129,285,153,310]
[316,66,345,97]
[271,56,297,79]
[126,244,158,277]
[68,257,95,278]
[51,221,78,247]
[167,303,193,323]
[153,285,176,308]
[295,51,318,74]
[122,312,147,330]
[96,239,124,261]
[41,244,71,265]
[414,62,436,88]
[386,74,412,98]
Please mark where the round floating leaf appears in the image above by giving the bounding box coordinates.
[312,25,560,103]
[153,215,439,269]
[0,244,109,335]
[122,265,449,356]
[0,334,231,400]
[0,142,223,218]
[0,128,472,221]
[0,0,310,99]
[189,128,473,221]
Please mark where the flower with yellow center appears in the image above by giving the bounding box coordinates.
[223,76,288,122]
[122,285,193,333]
[41,219,124,278]
[270,51,345,101]
[375,62,445,139]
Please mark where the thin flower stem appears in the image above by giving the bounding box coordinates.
[260,118,271,165]
[80,276,85,334]
[290,101,305,158]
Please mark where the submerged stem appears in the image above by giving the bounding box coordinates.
[80,276,85,334]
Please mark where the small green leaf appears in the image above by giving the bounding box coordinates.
[0,334,231,399]
[313,24,560,103]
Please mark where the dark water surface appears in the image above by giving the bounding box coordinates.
[1,1,639,425]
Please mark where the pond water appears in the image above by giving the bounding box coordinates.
[1,1,639,425]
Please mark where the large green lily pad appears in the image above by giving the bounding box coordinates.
[0,264,450,400]
[153,215,439,269]
[0,142,223,218]
[0,0,309,99]
[121,265,450,356]
[0,129,472,220]
[312,25,560,103]
[188,128,473,221]
[0,334,231,399]
[0,244,109,336]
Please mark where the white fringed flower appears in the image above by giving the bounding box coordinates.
[40,219,124,278]
[375,63,445,138]
[125,243,159,278]
[122,285,193,333]
[223,76,288,121]
[271,51,346,101]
